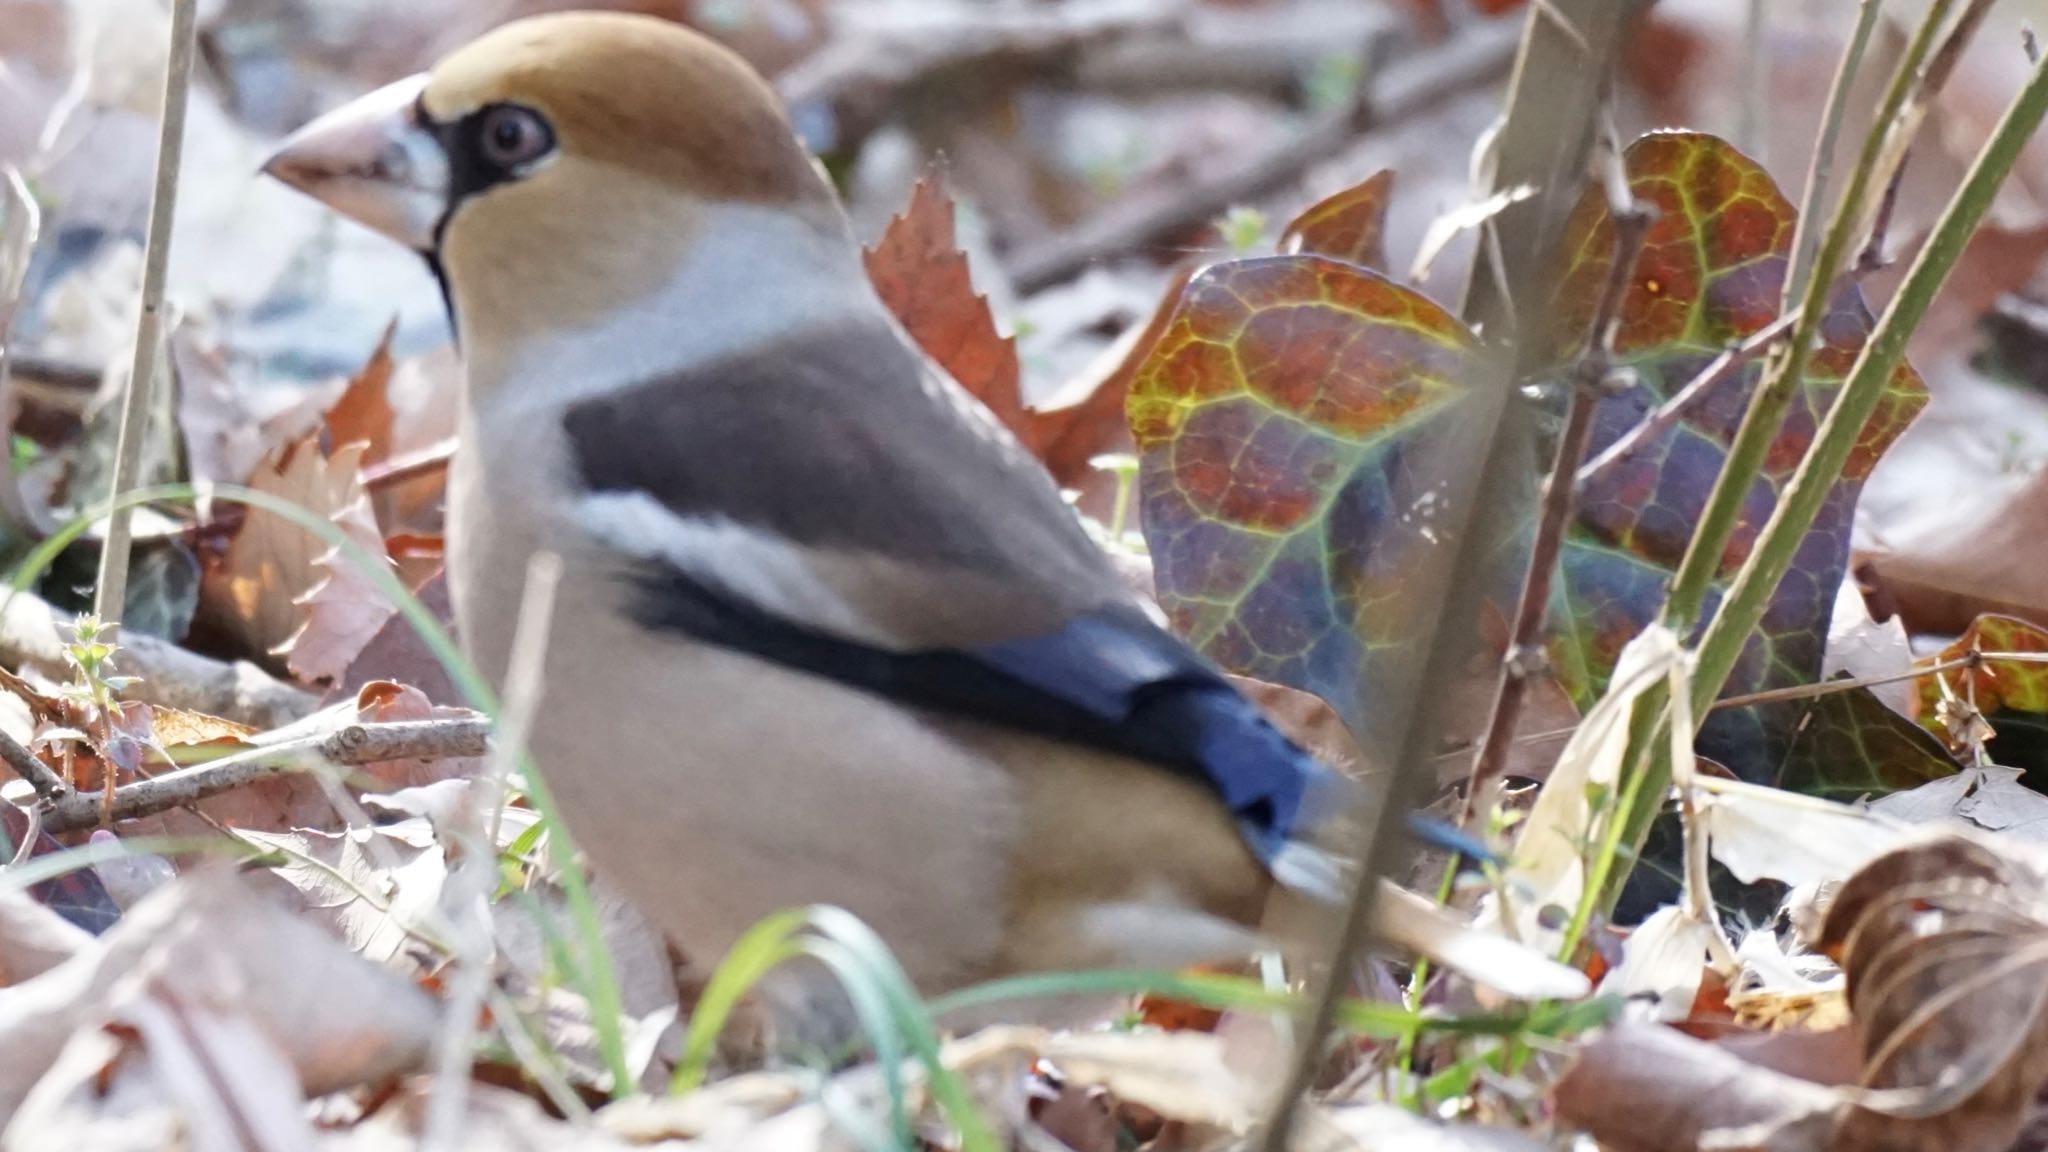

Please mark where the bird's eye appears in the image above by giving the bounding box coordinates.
[476,105,553,170]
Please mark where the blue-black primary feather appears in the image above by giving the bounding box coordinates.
[625,565,1484,892]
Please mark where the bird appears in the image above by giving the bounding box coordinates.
[260,11,1492,1005]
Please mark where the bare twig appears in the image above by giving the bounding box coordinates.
[427,553,560,1150]
[1462,135,1652,825]
[1576,311,1797,488]
[0,587,317,728]
[361,436,457,491]
[1710,654,1976,711]
[40,717,490,833]
[1855,0,1993,253]
[93,0,199,632]
[1007,19,1521,292]
[0,727,67,803]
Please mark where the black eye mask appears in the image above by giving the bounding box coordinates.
[415,97,557,339]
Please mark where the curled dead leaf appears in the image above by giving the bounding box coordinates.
[1814,833,2048,1152]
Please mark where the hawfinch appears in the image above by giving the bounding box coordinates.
[262,13,1471,995]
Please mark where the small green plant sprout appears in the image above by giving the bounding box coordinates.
[1215,205,1268,254]
[60,614,140,714]
[1090,452,1142,547]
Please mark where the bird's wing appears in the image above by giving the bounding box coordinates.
[559,317,1361,895]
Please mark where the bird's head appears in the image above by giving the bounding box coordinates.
[262,12,856,391]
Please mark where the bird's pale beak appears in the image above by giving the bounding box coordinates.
[262,74,447,252]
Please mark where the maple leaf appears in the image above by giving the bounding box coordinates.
[197,436,396,681]
[864,171,1129,489]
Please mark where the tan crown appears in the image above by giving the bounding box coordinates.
[422,11,830,208]
[418,12,846,373]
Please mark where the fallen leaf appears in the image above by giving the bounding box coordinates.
[1889,765,2048,843]
[1226,675,1369,779]
[1552,1021,1845,1152]
[1861,468,2048,636]
[323,329,461,536]
[1486,625,1684,951]
[349,680,485,789]
[1816,833,2048,1152]
[241,819,447,967]
[169,321,271,489]
[282,458,398,685]
[197,435,395,677]
[1598,905,1718,1023]
[1043,1030,1257,1133]
[1696,775,1917,889]
[320,317,399,467]
[338,568,462,705]
[865,171,1130,488]
[1299,1104,1548,1152]
[1824,579,1915,715]
[0,867,436,1122]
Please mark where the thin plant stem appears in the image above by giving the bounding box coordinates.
[1663,0,1955,634]
[1784,0,1882,307]
[93,0,198,632]
[1710,655,1975,710]
[1859,0,1996,250]
[0,725,66,803]
[1588,39,2048,921]
[1690,49,2048,723]
[1463,141,1652,822]
[1738,0,1766,157]
[1577,312,1796,487]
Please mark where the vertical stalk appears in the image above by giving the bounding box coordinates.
[1598,28,2048,919]
[1784,0,1882,308]
[1462,161,1652,821]
[1691,47,2048,720]
[93,0,198,632]
[1662,0,1954,633]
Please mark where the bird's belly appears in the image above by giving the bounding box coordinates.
[516,572,1021,991]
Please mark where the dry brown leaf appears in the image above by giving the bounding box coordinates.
[1553,1021,1847,1152]
[1227,674,1369,780]
[241,819,446,968]
[349,679,484,788]
[0,868,436,1125]
[1043,1030,1258,1133]
[321,317,399,464]
[864,172,1131,489]
[1859,468,2048,636]
[339,568,461,704]
[865,173,1029,432]
[283,461,397,685]
[1696,775,1919,889]
[1872,765,2048,843]
[323,328,461,536]
[342,1079,648,1152]
[200,436,384,665]
[1815,833,2048,1152]
[0,887,90,989]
